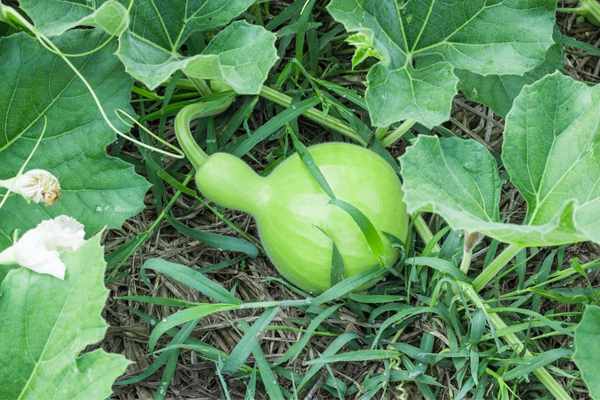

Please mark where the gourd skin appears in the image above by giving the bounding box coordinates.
[195,142,408,294]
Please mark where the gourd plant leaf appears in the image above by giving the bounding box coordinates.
[116,0,278,93]
[574,305,600,400]
[456,45,563,117]
[327,0,556,128]
[0,30,149,250]
[400,72,600,247]
[0,234,130,399]
[19,0,129,36]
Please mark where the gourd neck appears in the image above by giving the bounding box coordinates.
[195,153,270,215]
[174,93,235,170]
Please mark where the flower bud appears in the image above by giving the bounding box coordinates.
[0,169,61,205]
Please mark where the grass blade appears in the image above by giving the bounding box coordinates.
[223,307,280,374]
[149,303,240,351]
[141,258,240,304]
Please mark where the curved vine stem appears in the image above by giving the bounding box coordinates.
[0,4,182,159]
[174,93,236,169]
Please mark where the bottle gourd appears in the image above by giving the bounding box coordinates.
[176,95,409,294]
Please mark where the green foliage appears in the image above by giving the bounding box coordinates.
[0,235,129,399]
[0,30,149,250]
[19,0,129,36]
[401,72,600,247]
[574,305,600,400]
[457,45,564,117]
[327,0,556,128]
[116,0,278,91]
[2,1,600,399]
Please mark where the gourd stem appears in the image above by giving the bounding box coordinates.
[382,119,417,147]
[472,243,523,292]
[174,94,235,169]
[556,7,582,13]
[413,215,439,252]
[459,248,472,274]
[460,283,573,400]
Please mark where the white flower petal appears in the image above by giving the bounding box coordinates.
[35,215,85,251]
[0,215,85,280]
[18,250,65,280]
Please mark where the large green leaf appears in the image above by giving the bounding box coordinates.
[19,0,129,36]
[0,234,129,399]
[574,305,600,400]
[400,72,600,247]
[457,45,563,117]
[327,0,556,128]
[115,0,277,92]
[120,20,278,94]
[0,30,149,250]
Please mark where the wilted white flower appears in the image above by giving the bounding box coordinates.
[0,216,85,280]
[0,169,61,205]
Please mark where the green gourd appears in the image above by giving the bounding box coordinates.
[175,95,408,294]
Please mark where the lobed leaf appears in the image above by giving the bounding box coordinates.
[400,72,600,247]
[457,45,563,117]
[327,0,556,128]
[116,1,278,92]
[574,305,600,400]
[0,235,129,399]
[19,0,129,36]
[0,30,149,250]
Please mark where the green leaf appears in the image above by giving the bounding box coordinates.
[116,1,278,92]
[457,45,563,117]
[20,0,129,36]
[327,0,556,128]
[183,21,279,94]
[400,72,600,247]
[0,30,149,249]
[0,235,129,399]
[574,305,600,400]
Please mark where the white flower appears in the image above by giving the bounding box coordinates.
[0,169,61,205]
[0,216,85,279]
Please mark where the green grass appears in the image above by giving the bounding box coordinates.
[102,1,600,399]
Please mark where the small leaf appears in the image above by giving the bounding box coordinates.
[574,305,600,400]
[0,235,129,399]
[184,21,279,95]
[400,73,600,247]
[327,0,556,128]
